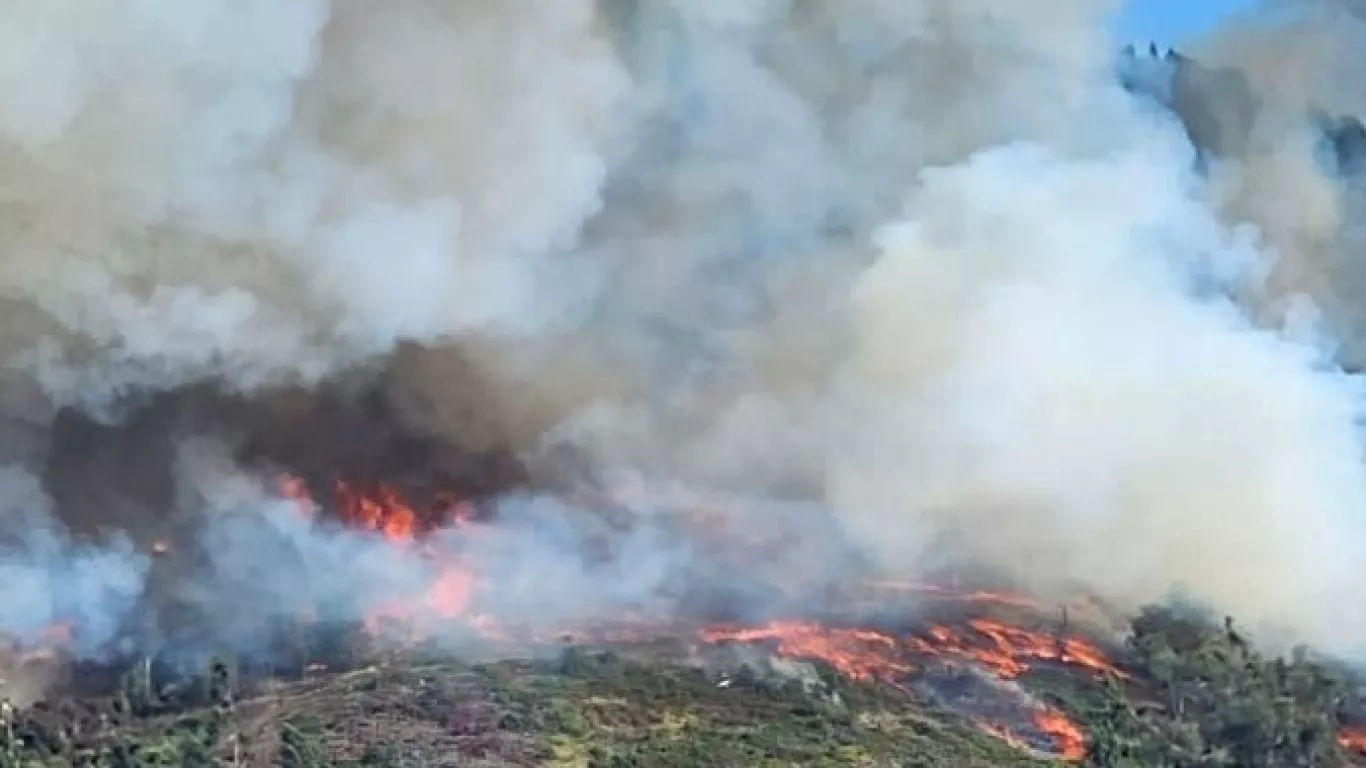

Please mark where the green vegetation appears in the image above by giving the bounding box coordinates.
[1087,606,1351,767]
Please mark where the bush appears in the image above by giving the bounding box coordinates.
[1087,605,1348,767]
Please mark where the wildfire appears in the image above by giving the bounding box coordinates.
[279,476,486,641]
[272,477,1106,759]
[188,478,1364,762]
[901,618,1129,683]
[697,617,1109,759]
[1034,708,1087,760]
[979,708,1086,761]
[335,481,420,542]
[9,475,1366,765]
[962,618,1128,680]
[700,621,913,684]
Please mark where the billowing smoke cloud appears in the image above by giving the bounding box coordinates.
[830,142,1366,653]
[0,0,625,423]
[2,0,1366,679]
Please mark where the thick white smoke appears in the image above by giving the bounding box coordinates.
[0,0,625,420]
[831,141,1366,654]
[1,0,1366,672]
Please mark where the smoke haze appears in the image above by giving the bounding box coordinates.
[2,0,1366,676]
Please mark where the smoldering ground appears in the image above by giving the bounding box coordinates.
[2,0,1366,690]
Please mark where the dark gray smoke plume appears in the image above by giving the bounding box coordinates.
[3,0,1366,695]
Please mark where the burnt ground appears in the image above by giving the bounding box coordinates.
[10,598,1365,768]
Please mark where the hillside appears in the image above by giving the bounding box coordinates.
[2,600,1362,767]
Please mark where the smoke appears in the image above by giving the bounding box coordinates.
[0,466,146,655]
[0,0,624,421]
[830,141,1366,653]
[2,0,1366,677]
[1180,0,1366,369]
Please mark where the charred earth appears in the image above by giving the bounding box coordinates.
[2,589,1365,767]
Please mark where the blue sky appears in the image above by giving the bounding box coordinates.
[1117,0,1257,44]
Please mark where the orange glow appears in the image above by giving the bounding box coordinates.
[335,481,419,543]
[903,618,1128,683]
[1034,708,1087,760]
[965,618,1130,680]
[280,478,484,643]
[278,475,316,515]
[701,621,913,684]
[910,624,1030,678]
[428,568,474,616]
[1340,726,1366,753]
[974,710,1085,761]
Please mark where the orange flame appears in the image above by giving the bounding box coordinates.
[1034,708,1087,760]
[910,624,1030,678]
[335,481,420,543]
[699,615,1118,759]
[907,618,1128,682]
[280,476,485,642]
[962,618,1129,680]
[701,621,913,684]
[974,709,1085,761]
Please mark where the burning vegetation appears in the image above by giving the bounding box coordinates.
[1,478,1363,766]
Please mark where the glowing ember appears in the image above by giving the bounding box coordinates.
[701,621,913,684]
